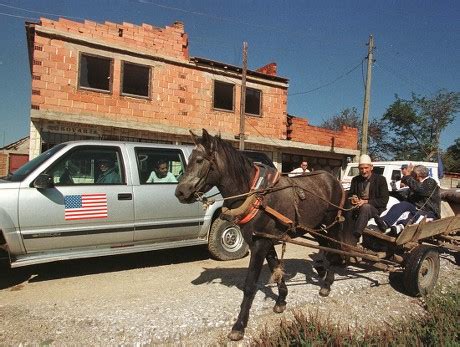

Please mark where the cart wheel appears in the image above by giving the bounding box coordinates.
[403,245,440,297]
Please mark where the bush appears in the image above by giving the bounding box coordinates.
[253,286,459,346]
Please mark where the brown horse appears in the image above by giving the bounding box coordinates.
[175,129,347,341]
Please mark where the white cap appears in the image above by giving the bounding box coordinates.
[358,154,372,165]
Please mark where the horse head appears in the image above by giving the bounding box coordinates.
[175,129,222,203]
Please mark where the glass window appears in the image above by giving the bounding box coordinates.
[79,53,112,92]
[373,166,385,175]
[245,87,261,115]
[135,148,184,184]
[213,80,234,111]
[44,146,124,185]
[122,61,150,97]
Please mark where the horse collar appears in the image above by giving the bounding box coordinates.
[235,164,280,225]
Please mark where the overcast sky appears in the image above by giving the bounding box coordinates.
[0,0,458,149]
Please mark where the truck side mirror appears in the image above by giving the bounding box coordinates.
[33,174,54,189]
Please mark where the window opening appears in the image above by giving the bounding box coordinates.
[245,87,261,115]
[79,54,112,92]
[122,62,150,97]
[213,80,234,111]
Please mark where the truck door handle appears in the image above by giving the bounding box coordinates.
[118,193,132,200]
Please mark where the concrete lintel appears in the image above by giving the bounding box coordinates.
[31,110,359,157]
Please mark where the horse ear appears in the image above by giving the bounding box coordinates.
[201,129,215,153]
[189,130,199,145]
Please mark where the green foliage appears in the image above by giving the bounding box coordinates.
[443,138,460,173]
[253,286,459,346]
[381,90,459,161]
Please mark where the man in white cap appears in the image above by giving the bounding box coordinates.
[347,154,389,240]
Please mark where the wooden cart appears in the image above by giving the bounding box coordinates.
[360,214,460,296]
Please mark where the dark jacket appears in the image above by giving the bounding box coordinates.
[349,173,389,214]
[401,175,441,218]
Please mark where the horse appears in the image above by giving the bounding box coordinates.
[175,129,348,341]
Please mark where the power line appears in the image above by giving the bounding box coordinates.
[0,2,85,20]
[289,60,364,96]
[0,10,35,20]
[377,62,433,95]
[132,0,293,34]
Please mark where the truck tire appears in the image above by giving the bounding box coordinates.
[208,219,248,261]
[403,245,440,297]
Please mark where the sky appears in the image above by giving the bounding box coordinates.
[0,0,458,149]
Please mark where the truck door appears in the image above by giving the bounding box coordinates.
[132,146,204,242]
[19,145,135,252]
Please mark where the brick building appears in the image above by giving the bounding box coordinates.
[0,137,29,176]
[25,17,359,175]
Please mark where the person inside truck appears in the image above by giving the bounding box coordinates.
[288,160,310,177]
[346,154,389,240]
[96,159,121,184]
[146,159,177,183]
[374,164,441,235]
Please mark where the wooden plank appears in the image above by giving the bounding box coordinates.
[363,228,396,243]
[396,215,460,245]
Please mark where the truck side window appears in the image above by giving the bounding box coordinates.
[135,147,185,184]
[44,146,124,185]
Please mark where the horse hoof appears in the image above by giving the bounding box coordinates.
[273,304,286,313]
[228,330,244,341]
[319,287,330,297]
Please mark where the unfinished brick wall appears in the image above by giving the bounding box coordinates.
[38,17,189,60]
[29,17,288,140]
[288,117,358,150]
[0,154,7,177]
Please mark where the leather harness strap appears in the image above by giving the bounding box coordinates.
[223,165,345,230]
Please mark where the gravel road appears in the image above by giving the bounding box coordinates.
[0,243,458,345]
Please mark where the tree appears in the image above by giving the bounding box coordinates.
[381,90,459,161]
[320,107,389,159]
[443,138,460,173]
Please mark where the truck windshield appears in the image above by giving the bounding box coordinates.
[3,144,67,182]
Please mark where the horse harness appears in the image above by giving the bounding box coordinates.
[221,163,285,225]
[221,164,346,231]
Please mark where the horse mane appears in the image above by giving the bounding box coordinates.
[206,134,253,188]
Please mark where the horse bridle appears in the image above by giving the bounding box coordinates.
[192,145,217,201]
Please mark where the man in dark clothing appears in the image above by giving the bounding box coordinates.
[347,154,389,238]
[375,164,440,234]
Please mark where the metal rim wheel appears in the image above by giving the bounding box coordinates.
[403,245,440,297]
[208,218,249,261]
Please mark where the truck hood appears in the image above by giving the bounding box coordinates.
[0,180,22,189]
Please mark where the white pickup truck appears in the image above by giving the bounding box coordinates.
[341,160,440,191]
[0,141,276,268]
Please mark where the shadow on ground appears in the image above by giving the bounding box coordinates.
[0,244,211,289]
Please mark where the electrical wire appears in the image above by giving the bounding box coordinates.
[289,59,364,96]
[0,2,85,20]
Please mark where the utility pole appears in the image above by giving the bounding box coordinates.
[361,35,374,155]
[239,42,248,150]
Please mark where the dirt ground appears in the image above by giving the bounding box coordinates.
[0,243,458,346]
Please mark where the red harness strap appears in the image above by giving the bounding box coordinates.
[237,165,280,225]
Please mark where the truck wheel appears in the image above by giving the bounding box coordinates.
[403,245,440,297]
[208,219,248,261]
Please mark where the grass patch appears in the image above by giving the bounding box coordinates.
[253,285,459,346]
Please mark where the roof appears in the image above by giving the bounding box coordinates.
[0,136,29,151]
[191,57,289,85]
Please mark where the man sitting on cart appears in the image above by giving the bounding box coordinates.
[374,164,441,235]
[347,154,389,241]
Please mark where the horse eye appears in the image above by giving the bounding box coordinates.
[196,156,204,163]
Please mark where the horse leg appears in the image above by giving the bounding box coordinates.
[318,252,338,297]
[266,244,287,313]
[228,238,272,341]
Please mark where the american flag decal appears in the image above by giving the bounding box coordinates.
[64,194,108,220]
